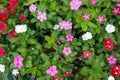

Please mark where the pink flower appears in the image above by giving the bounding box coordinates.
[0,22,7,31]
[14,55,23,68]
[46,65,58,76]
[56,39,61,45]
[107,56,117,65]
[19,14,26,21]
[96,16,105,23]
[0,9,5,13]
[0,48,5,57]
[37,11,47,22]
[70,0,82,10]
[83,51,92,59]
[90,0,98,5]
[62,47,72,56]
[112,8,120,15]
[59,21,72,30]
[66,34,74,43]
[29,4,37,12]
[83,14,90,20]
[116,2,120,7]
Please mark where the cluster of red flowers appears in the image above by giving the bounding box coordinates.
[113,2,120,15]
[110,65,120,77]
[103,38,114,51]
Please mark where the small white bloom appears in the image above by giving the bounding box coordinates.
[108,76,115,80]
[0,64,5,72]
[12,69,19,76]
[105,24,115,33]
[82,32,92,40]
[15,24,27,33]
[53,24,59,30]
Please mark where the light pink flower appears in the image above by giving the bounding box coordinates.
[90,0,98,5]
[46,65,58,76]
[0,9,5,13]
[29,4,37,12]
[37,11,47,22]
[14,55,23,68]
[107,56,117,65]
[59,21,72,30]
[56,39,61,45]
[62,47,72,56]
[83,14,90,20]
[112,8,120,15]
[70,0,82,10]
[96,16,105,23]
[66,34,74,43]
[83,51,92,59]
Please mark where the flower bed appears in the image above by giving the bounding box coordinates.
[0,0,120,80]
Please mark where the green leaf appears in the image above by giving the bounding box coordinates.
[80,67,90,76]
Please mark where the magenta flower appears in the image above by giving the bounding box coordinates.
[37,11,47,22]
[83,14,90,20]
[83,51,92,59]
[29,4,37,12]
[0,9,5,13]
[90,0,98,5]
[46,65,58,76]
[14,55,23,68]
[62,47,72,56]
[112,8,120,15]
[96,16,105,23]
[59,21,72,30]
[116,2,120,7]
[56,39,61,45]
[70,0,82,10]
[66,34,74,43]
[107,56,117,65]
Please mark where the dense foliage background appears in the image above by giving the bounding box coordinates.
[0,0,120,80]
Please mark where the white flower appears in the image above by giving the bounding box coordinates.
[53,24,59,30]
[108,76,115,80]
[105,24,115,33]
[12,69,19,76]
[15,24,27,33]
[0,64,5,72]
[82,32,92,40]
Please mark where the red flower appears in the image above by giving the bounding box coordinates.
[0,22,7,31]
[103,38,114,51]
[110,65,120,77]
[0,48,5,56]
[9,0,18,7]
[83,51,92,59]
[8,30,18,38]
[65,71,71,77]
[19,14,26,21]
[49,47,55,52]
[7,5,17,14]
[53,76,61,80]
[0,13,9,21]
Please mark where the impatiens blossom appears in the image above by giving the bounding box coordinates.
[9,0,18,7]
[29,4,37,12]
[105,24,115,33]
[0,9,5,13]
[83,51,92,59]
[37,11,47,22]
[19,14,26,21]
[7,5,17,14]
[14,55,24,68]
[46,65,58,76]
[70,0,82,10]
[53,24,59,30]
[82,32,92,40]
[66,34,74,43]
[0,64,5,72]
[103,38,114,51]
[112,8,120,15]
[62,47,72,56]
[8,30,18,38]
[97,16,105,23]
[110,65,120,77]
[83,14,90,20]
[59,21,72,30]
[0,48,5,56]
[107,56,117,65]
[0,22,7,31]
[108,76,115,80]
[12,69,19,76]
[0,13,9,21]
[56,39,61,45]
[15,24,27,33]
[53,76,61,80]
[90,0,98,5]
[116,2,120,7]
